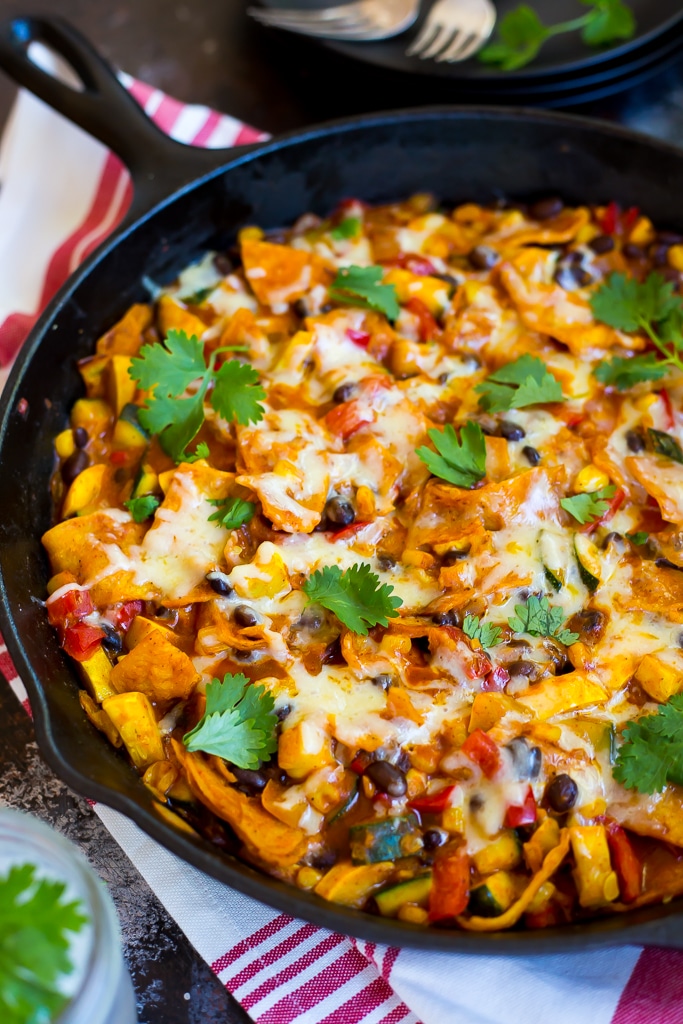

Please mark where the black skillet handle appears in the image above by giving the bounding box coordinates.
[0,16,254,224]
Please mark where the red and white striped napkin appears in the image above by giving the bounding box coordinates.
[1,63,683,1024]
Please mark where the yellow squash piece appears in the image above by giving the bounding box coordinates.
[102,692,164,769]
[634,653,683,704]
[569,825,619,909]
[517,672,607,720]
[78,645,117,703]
[314,860,394,908]
[61,463,110,518]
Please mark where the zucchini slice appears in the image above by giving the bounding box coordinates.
[574,533,601,592]
[468,871,519,918]
[375,874,433,916]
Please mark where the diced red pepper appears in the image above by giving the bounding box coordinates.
[405,256,437,277]
[110,450,128,465]
[603,818,642,903]
[323,400,373,441]
[428,849,470,922]
[47,587,93,627]
[409,785,456,814]
[345,327,371,349]
[62,623,106,662]
[350,752,372,775]
[504,786,537,828]
[461,729,501,779]
[582,488,625,534]
[336,197,369,215]
[332,521,371,542]
[109,600,144,632]
[659,388,676,430]
[623,205,640,232]
[405,297,440,342]
[481,666,510,692]
[600,201,620,235]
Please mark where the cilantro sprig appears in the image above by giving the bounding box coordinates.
[479,0,636,72]
[207,496,256,530]
[129,329,265,463]
[330,217,361,241]
[183,673,278,769]
[560,485,616,525]
[462,613,503,649]
[0,863,88,1024]
[475,354,564,413]
[328,266,399,322]
[124,494,160,523]
[648,428,683,465]
[592,272,683,388]
[302,563,402,635]
[508,595,579,645]
[614,694,683,794]
[416,421,487,488]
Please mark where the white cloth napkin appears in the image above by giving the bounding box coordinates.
[0,69,675,1024]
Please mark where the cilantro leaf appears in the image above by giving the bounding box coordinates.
[183,673,278,769]
[478,6,547,70]
[614,694,683,794]
[302,563,402,635]
[416,421,487,488]
[593,353,669,391]
[130,329,206,395]
[590,272,680,332]
[330,217,361,241]
[648,428,683,465]
[560,485,616,525]
[185,441,211,463]
[207,496,256,530]
[462,613,503,648]
[211,360,267,426]
[0,863,88,1024]
[581,0,636,46]
[124,494,160,523]
[475,354,564,413]
[626,531,649,545]
[329,265,400,322]
[508,594,579,645]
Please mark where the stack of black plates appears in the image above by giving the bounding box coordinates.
[259,0,683,107]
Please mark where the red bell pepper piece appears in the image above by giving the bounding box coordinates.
[409,785,456,814]
[62,622,106,662]
[350,752,372,775]
[332,521,371,542]
[582,488,625,534]
[504,786,537,828]
[47,587,93,627]
[462,729,501,779]
[428,849,470,922]
[346,327,371,349]
[623,205,640,232]
[481,666,510,692]
[603,819,642,903]
[323,400,373,441]
[659,388,676,430]
[110,600,144,632]
[405,297,440,342]
[110,450,128,465]
[405,256,437,277]
[600,201,620,235]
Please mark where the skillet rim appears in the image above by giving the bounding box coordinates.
[4,103,683,952]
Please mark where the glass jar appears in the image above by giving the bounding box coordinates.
[0,806,138,1024]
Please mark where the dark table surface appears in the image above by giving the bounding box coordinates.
[3,2,683,1022]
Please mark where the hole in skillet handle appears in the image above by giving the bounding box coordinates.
[0,15,258,226]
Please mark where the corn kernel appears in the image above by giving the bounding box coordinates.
[398,903,429,925]
[406,768,427,799]
[361,775,376,799]
[402,549,436,569]
[573,464,610,492]
[238,225,264,243]
[158,469,176,494]
[55,429,76,459]
[576,798,607,819]
[297,867,323,890]
[575,224,599,245]
[669,245,683,272]
[408,744,441,773]
[603,871,620,902]
[442,806,465,834]
[355,485,376,518]
[628,216,656,248]
[635,393,659,412]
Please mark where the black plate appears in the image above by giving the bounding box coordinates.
[261,0,683,81]
[4,16,683,953]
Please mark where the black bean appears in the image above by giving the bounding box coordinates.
[678,631,683,649]
[498,420,526,442]
[589,234,615,254]
[423,828,447,850]
[523,445,541,466]
[656,556,683,572]
[213,253,234,275]
[566,609,607,644]
[61,449,88,484]
[623,243,646,260]
[365,760,407,797]
[508,660,539,679]
[233,604,259,628]
[530,197,564,221]
[651,243,671,266]
[100,625,123,655]
[306,848,337,870]
[602,531,623,550]
[276,704,292,722]
[442,548,469,566]
[506,737,542,780]
[231,766,267,794]
[438,372,450,385]
[325,496,355,527]
[554,262,586,291]
[333,382,355,404]
[322,636,344,664]
[658,231,683,246]
[73,426,88,448]
[432,610,460,627]
[546,774,578,813]
[298,606,323,631]
[206,572,234,597]
[372,674,393,691]
[433,273,461,287]
[233,649,254,661]
[625,429,645,453]
[469,245,499,270]
[413,635,431,655]
[528,747,542,780]
[293,298,309,318]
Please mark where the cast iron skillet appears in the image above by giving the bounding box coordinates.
[1,14,683,954]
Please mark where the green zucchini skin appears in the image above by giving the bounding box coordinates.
[349,813,420,865]
[375,873,433,916]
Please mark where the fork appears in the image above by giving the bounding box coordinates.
[406,0,496,62]
[247,0,420,41]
